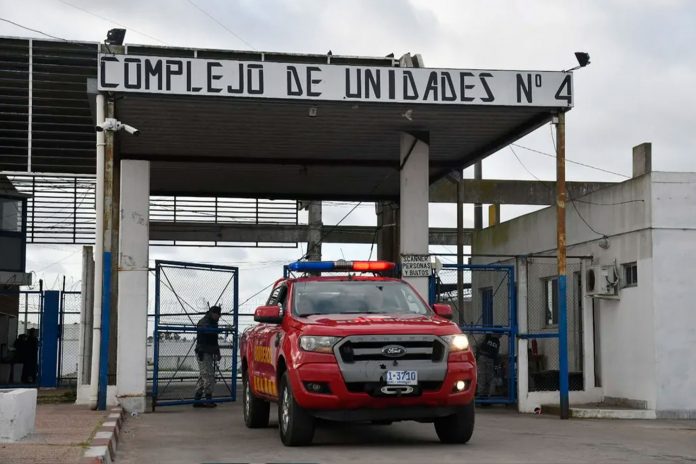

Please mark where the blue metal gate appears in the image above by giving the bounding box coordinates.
[152,260,239,409]
[433,263,517,405]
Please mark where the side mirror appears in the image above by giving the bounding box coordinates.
[433,303,453,320]
[254,305,283,324]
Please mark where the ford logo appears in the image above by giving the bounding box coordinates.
[382,345,406,357]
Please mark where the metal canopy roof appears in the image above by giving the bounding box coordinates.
[117,94,556,200]
[0,36,569,201]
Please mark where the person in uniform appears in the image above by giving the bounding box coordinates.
[193,305,221,408]
[476,333,501,398]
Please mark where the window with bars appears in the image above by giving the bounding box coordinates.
[623,262,638,287]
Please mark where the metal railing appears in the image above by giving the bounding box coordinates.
[5,175,300,247]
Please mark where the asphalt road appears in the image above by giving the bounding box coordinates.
[117,401,696,464]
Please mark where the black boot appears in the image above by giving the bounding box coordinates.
[205,395,217,408]
[193,394,205,408]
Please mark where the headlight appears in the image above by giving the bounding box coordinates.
[299,336,341,353]
[442,334,469,351]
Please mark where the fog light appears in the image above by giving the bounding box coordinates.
[304,382,331,394]
[455,380,466,392]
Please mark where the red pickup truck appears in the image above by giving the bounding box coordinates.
[239,260,476,446]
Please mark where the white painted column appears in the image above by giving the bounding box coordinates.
[116,160,150,413]
[399,133,430,299]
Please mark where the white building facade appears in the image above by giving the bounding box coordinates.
[473,149,696,418]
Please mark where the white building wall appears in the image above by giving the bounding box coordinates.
[472,172,696,413]
[650,173,696,417]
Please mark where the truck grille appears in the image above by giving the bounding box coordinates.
[338,339,445,363]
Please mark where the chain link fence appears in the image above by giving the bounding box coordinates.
[152,261,239,407]
[58,291,81,386]
[525,257,584,392]
[435,260,516,403]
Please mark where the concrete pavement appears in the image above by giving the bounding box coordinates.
[117,402,696,463]
[0,403,106,464]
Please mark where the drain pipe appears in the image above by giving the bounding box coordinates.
[89,93,105,409]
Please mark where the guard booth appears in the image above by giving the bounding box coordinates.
[0,176,34,386]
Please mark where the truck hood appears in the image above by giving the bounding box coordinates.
[294,313,459,336]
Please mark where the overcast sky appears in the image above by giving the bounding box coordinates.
[2,0,695,309]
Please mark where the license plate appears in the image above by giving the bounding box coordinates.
[386,370,418,385]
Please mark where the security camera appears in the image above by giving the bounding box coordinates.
[121,124,140,136]
[95,118,119,132]
[95,118,139,135]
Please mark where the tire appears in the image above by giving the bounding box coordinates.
[434,402,475,444]
[243,372,270,428]
[278,372,315,446]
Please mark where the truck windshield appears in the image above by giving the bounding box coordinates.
[292,281,431,317]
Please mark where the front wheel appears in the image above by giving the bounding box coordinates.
[243,372,270,428]
[278,372,315,446]
[434,402,475,444]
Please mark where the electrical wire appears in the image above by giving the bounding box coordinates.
[57,0,168,45]
[0,17,71,41]
[367,225,379,260]
[509,146,643,205]
[298,146,405,262]
[300,200,366,261]
[185,0,256,50]
[33,247,83,273]
[238,281,275,308]
[512,143,630,179]
[510,145,607,238]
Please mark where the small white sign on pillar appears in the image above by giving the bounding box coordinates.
[401,254,432,278]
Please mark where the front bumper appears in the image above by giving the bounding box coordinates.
[289,359,476,417]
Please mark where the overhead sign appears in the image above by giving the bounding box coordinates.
[98,54,573,107]
[401,254,432,278]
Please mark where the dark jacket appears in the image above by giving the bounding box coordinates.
[195,313,220,355]
[476,334,501,361]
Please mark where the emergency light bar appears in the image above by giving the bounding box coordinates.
[288,260,395,273]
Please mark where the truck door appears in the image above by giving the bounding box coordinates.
[251,283,287,399]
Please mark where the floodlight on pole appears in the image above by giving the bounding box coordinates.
[564,51,591,72]
[105,28,126,45]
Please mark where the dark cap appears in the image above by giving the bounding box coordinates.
[209,305,222,315]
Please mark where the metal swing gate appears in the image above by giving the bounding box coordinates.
[433,263,517,405]
[152,260,239,409]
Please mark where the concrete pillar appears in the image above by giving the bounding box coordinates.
[306,201,322,261]
[399,133,429,298]
[474,161,482,229]
[116,160,150,413]
[376,201,398,262]
[76,246,94,404]
[488,204,500,226]
[632,142,652,178]
[456,172,465,325]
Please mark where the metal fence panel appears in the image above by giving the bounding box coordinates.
[58,291,81,386]
[152,260,239,408]
[523,257,584,392]
[435,262,517,405]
